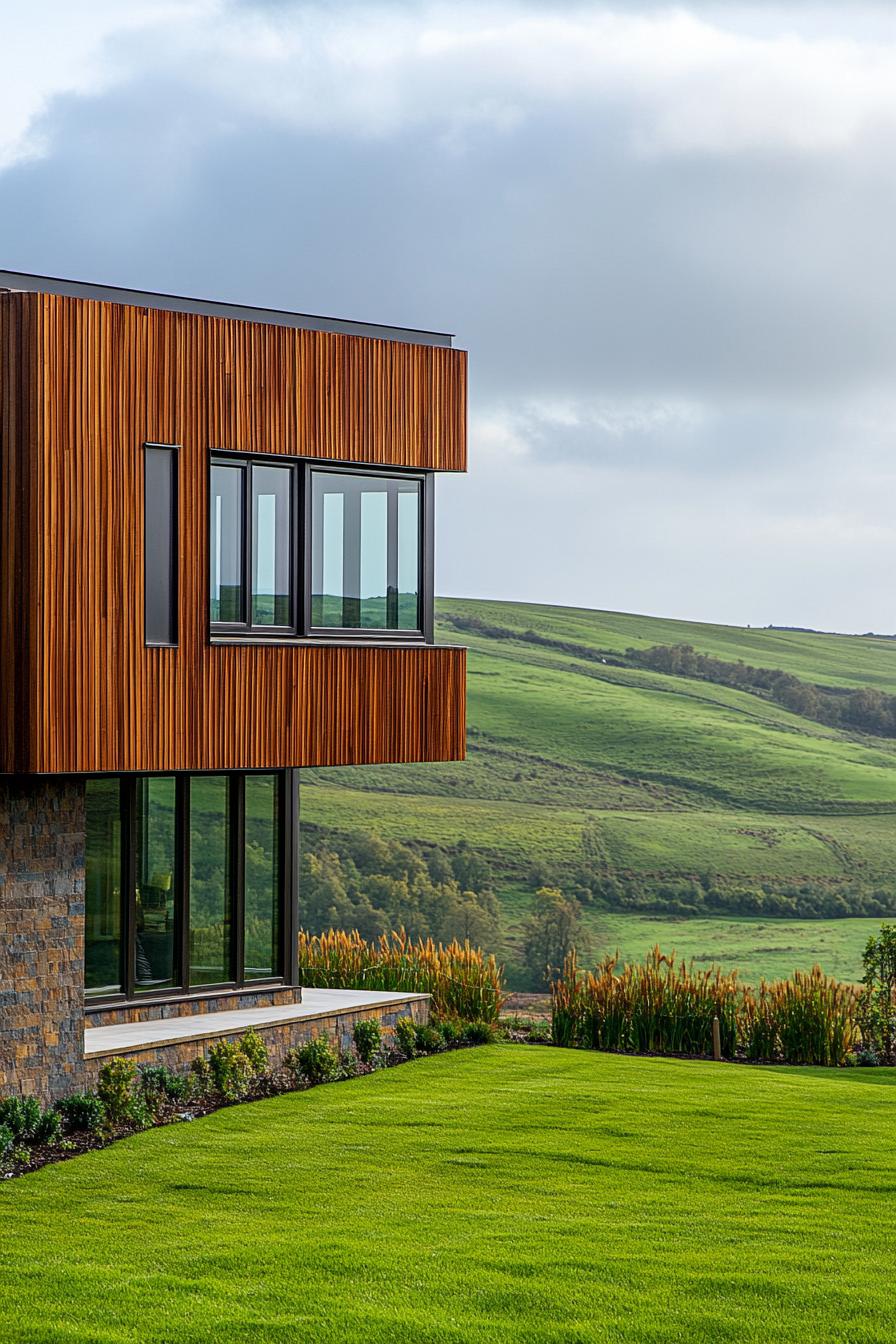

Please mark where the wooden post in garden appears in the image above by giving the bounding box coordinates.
[712,1016,722,1062]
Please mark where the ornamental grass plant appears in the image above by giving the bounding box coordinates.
[299,928,505,1023]
[552,947,862,1066]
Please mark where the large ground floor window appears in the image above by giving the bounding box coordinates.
[84,771,296,1004]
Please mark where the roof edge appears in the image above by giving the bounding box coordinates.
[0,270,454,348]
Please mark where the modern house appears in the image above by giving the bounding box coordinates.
[0,272,466,1102]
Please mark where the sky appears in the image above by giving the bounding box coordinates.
[3,2,896,633]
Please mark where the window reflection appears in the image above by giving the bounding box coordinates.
[244,775,280,980]
[85,779,123,998]
[210,464,244,623]
[311,472,421,631]
[189,776,232,986]
[135,777,178,992]
[252,465,292,626]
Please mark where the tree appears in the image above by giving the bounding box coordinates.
[521,887,589,989]
[860,924,896,1062]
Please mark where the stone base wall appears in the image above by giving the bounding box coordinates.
[86,985,302,1029]
[82,996,430,1087]
[0,777,86,1103]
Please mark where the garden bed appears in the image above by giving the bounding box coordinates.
[1,1015,496,1181]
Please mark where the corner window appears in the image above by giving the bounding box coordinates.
[84,772,291,1003]
[209,455,430,640]
[309,471,422,633]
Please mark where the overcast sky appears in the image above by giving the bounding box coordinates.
[3,2,896,632]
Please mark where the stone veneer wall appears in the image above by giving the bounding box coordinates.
[82,996,430,1088]
[0,777,86,1103]
[87,985,302,1029]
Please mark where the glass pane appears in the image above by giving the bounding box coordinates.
[360,490,388,628]
[252,465,292,626]
[210,465,244,624]
[144,446,178,646]
[189,776,232,986]
[311,485,344,627]
[244,775,280,980]
[397,487,421,630]
[310,472,422,631]
[85,779,122,997]
[135,777,178,992]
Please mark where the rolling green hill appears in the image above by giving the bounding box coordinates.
[300,598,896,980]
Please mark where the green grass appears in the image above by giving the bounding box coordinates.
[300,597,896,978]
[495,887,879,984]
[3,1047,895,1341]
[303,597,896,860]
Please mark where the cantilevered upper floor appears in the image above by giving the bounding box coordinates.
[0,272,467,774]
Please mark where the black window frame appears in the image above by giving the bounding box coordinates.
[143,442,180,648]
[84,770,298,1009]
[209,457,299,637]
[208,452,434,644]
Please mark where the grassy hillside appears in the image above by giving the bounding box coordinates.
[3,1049,895,1341]
[301,598,896,978]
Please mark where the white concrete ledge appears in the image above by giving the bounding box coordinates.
[84,988,430,1058]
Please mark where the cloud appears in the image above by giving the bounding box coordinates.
[9,3,896,171]
[0,2,215,171]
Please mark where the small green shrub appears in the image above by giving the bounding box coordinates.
[336,1048,359,1080]
[0,1096,42,1142]
[353,1018,382,1065]
[189,1057,214,1098]
[55,1093,106,1135]
[31,1108,61,1145]
[0,1124,13,1163]
[208,1041,253,1100]
[461,1020,496,1045]
[139,1065,189,1107]
[0,1095,63,1147]
[291,1037,339,1085]
[97,1058,138,1126]
[413,1024,443,1055]
[240,1029,269,1076]
[394,1016,417,1057]
[439,1019,462,1047]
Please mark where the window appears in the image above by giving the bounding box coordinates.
[252,466,292,626]
[85,779,123,996]
[244,774,280,980]
[208,456,431,640]
[309,471,422,632]
[189,776,232,987]
[210,464,244,623]
[84,772,293,1003]
[144,444,178,646]
[209,461,294,631]
[135,776,179,992]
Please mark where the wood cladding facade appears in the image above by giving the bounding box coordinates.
[0,291,466,775]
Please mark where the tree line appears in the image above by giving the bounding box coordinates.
[300,829,501,949]
[628,642,896,738]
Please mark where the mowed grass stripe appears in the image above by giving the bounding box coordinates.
[2,1047,895,1342]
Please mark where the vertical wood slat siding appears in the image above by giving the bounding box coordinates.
[0,292,466,774]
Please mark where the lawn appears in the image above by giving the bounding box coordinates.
[2,1047,895,1342]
